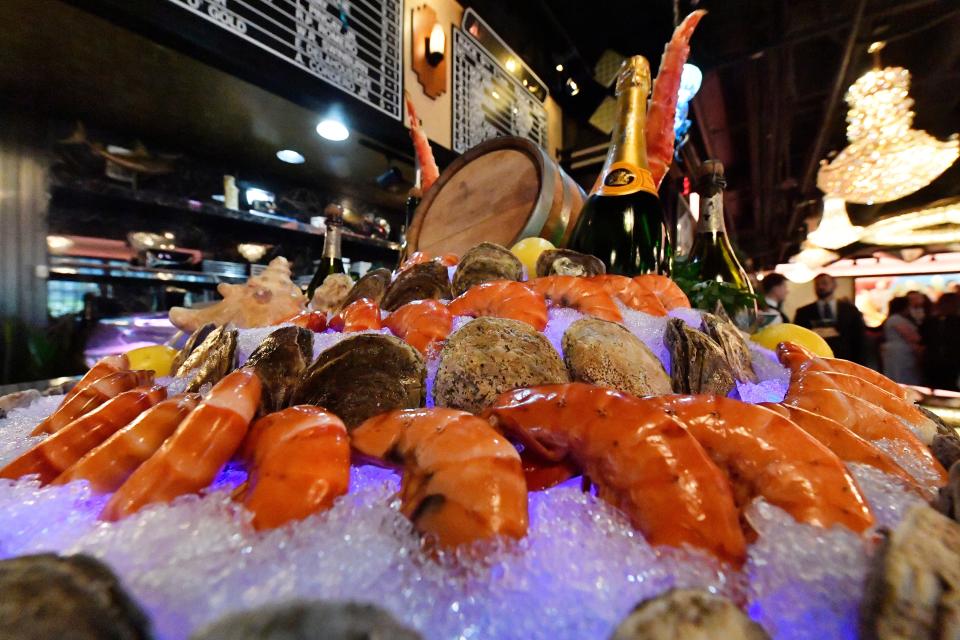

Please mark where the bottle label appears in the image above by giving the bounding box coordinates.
[596,162,657,197]
[697,192,726,233]
[322,225,342,259]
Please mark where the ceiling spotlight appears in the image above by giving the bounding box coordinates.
[276,149,306,164]
[555,64,564,72]
[316,118,349,141]
[505,58,518,73]
[565,78,579,96]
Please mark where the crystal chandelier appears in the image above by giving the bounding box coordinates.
[860,198,960,246]
[807,195,863,249]
[816,43,958,204]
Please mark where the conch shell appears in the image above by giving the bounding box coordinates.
[169,257,306,331]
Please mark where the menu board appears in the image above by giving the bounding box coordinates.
[452,28,549,153]
[164,0,402,119]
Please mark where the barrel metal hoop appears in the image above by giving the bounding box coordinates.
[517,146,557,242]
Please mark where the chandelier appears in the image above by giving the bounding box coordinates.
[816,43,958,204]
[807,195,863,249]
[860,198,960,246]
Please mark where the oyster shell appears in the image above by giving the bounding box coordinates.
[170,256,305,331]
[192,600,423,640]
[174,325,238,393]
[610,589,770,640]
[562,318,671,397]
[701,312,758,383]
[451,242,523,296]
[170,322,216,374]
[291,333,425,428]
[381,261,452,311]
[339,268,392,310]
[935,461,960,523]
[0,553,151,640]
[860,504,960,639]
[244,326,314,414]
[535,248,606,277]
[309,273,354,314]
[665,318,735,395]
[434,317,569,414]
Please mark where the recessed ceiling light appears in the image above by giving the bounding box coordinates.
[276,149,306,164]
[505,58,518,73]
[556,64,564,72]
[316,118,349,141]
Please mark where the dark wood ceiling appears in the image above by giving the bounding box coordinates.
[465,0,960,267]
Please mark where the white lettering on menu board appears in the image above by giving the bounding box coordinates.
[166,0,402,119]
[452,28,549,153]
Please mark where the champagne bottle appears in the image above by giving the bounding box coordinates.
[688,160,757,328]
[567,55,670,275]
[305,203,347,300]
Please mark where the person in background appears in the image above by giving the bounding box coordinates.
[906,290,931,326]
[760,273,789,325]
[881,296,923,385]
[921,292,960,390]
[794,273,867,363]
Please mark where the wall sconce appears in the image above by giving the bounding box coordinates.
[412,5,447,99]
[426,22,445,66]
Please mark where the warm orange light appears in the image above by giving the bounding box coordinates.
[426,23,445,66]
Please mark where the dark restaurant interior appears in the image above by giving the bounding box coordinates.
[1,1,960,638]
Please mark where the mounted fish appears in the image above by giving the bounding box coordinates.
[665,318,735,395]
[168,257,306,332]
[244,326,314,414]
[59,122,178,176]
[173,325,238,393]
[381,261,451,311]
[452,243,524,296]
[701,312,758,383]
[291,333,426,429]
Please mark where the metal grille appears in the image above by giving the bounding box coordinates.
[452,28,549,153]
[594,49,626,88]
[164,0,402,119]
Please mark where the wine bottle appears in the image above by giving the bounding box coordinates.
[305,203,347,300]
[567,55,670,275]
[688,160,757,328]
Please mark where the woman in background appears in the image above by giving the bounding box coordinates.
[881,296,924,385]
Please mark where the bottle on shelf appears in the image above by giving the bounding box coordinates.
[567,55,671,275]
[305,203,347,300]
[399,166,421,268]
[687,160,757,329]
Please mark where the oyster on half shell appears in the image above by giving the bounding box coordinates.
[451,242,523,296]
[535,249,605,277]
[665,318,735,395]
[291,333,425,428]
[244,326,314,414]
[610,589,770,640]
[381,261,451,311]
[701,312,758,383]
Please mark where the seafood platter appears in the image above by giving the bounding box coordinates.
[3,11,960,640]
[2,241,960,640]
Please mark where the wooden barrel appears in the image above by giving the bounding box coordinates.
[405,137,586,258]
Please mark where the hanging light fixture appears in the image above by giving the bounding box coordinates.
[807,195,863,249]
[817,42,958,204]
[793,242,840,269]
[859,197,960,246]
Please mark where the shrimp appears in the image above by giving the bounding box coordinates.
[352,408,528,548]
[632,274,691,310]
[484,384,746,564]
[785,387,946,485]
[383,299,453,356]
[448,280,548,331]
[761,403,922,492]
[791,370,938,444]
[399,252,459,271]
[1,386,166,485]
[30,370,154,436]
[54,393,201,492]
[646,10,707,187]
[285,310,327,332]
[100,369,262,521]
[238,405,349,530]
[329,298,382,332]
[518,447,580,492]
[61,354,129,404]
[591,275,667,316]
[528,276,622,323]
[648,394,874,533]
[405,92,440,193]
[777,342,918,402]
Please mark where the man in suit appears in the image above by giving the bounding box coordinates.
[760,273,789,324]
[794,273,867,363]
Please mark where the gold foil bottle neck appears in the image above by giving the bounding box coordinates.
[615,55,651,95]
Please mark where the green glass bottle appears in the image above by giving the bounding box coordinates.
[305,203,347,300]
[688,160,757,328]
[567,55,671,275]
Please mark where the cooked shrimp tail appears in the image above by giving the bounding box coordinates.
[240,405,350,530]
[352,408,528,548]
[31,370,154,436]
[54,393,201,492]
[448,280,548,331]
[329,298,382,332]
[100,369,262,521]
[632,274,691,310]
[528,276,622,322]
[384,299,453,355]
[591,275,666,316]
